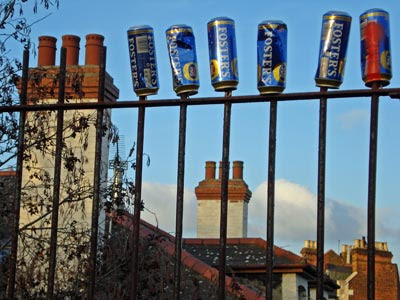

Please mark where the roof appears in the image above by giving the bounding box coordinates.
[183,238,303,269]
[110,211,264,300]
[0,170,16,177]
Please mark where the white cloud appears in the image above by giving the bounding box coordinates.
[141,181,197,237]
[141,179,400,262]
[337,109,369,130]
[248,179,317,241]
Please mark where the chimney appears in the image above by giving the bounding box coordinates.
[341,244,352,264]
[232,161,243,179]
[346,245,352,264]
[218,161,230,180]
[196,160,251,238]
[383,242,388,251]
[85,34,104,65]
[300,240,317,266]
[38,36,57,66]
[205,161,216,180]
[375,241,389,252]
[62,35,80,65]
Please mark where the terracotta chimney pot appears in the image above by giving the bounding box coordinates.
[312,241,317,249]
[205,161,216,180]
[218,161,230,180]
[62,35,80,65]
[38,36,57,66]
[85,34,105,65]
[232,161,244,179]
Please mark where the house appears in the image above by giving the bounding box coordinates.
[183,237,339,299]
[301,238,400,300]
[105,160,341,299]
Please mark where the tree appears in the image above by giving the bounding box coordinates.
[0,0,60,167]
[0,2,125,296]
[0,62,119,298]
[0,3,63,296]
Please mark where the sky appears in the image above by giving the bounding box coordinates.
[15,0,400,261]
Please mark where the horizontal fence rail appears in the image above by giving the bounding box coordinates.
[4,48,399,300]
[0,88,399,113]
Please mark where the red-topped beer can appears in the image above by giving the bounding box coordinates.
[360,9,391,87]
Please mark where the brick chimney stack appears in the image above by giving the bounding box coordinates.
[195,160,252,238]
[38,36,57,66]
[25,34,119,102]
[348,237,398,299]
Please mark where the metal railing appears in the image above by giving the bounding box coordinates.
[4,47,400,300]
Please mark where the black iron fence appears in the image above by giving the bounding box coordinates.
[3,47,400,300]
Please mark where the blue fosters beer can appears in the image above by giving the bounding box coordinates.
[360,9,391,87]
[127,25,159,96]
[257,20,287,94]
[315,11,352,89]
[207,17,239,91]
[166,25,199,96]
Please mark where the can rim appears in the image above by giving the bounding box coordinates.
[127,25,153,31]
[258,20,287,27]
[324,11,351,18]
[166,24,192,32]
[360,8,389,19]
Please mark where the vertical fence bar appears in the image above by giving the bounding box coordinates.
[218,91,232,300]
[317,86,328,299]
[130,95,146,300]
[367,82,379,300]
[266,100,277,299]
[46,47,67,300]
[173,94,188,300]
[7,48,29,300]
[88,46,106,300]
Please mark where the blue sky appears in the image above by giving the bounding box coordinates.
[18,0,400,258]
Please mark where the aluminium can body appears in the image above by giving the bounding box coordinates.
[257,20,287,94]
[315,11,352,88]
[360,9,391,87]
[166,25,199,96]
[127,25,159,96]
[207,17,238,91]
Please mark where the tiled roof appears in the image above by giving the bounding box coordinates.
[183,238,303,268]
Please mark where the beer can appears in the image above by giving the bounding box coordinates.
[257,20,287,94]
[207,17,239,91]
[166,25,199,96]
[127,25,159,96]
[360,8,391,87]
[315,11,352,89]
